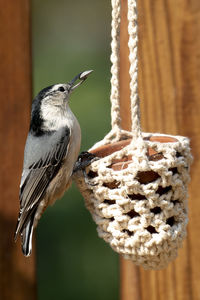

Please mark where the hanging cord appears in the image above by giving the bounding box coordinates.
[109,0,142,140]
[110,0,121,133]
[127,0,142,140]
[91,0,143,150]
[93,0,123,149]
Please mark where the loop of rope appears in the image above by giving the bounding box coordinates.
[110,0,142,141]
[110,0,121,132]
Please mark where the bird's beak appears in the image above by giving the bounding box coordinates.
[69,70,93,91]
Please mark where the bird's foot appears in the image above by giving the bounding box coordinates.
[73,151,98,173]
[73,151,99,187]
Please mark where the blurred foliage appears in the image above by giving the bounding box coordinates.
[32,0,119,299]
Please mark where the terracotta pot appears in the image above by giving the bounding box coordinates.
[89,135,178,185]
[73,133,191,269]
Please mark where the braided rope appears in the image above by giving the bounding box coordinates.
[127,0,141,139]
[110,0,121,132]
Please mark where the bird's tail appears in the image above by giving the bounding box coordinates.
[14,207,37,257]
[21,212,35,256]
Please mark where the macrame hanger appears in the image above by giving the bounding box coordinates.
[73,0,192,270]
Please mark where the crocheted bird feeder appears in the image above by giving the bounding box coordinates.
[73,0,192,270]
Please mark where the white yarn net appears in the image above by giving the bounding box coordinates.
[73,0,192,269]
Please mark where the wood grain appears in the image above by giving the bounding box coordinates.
[120,0,200,299]
[0,1,36,299]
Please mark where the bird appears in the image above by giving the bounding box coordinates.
[14,70,93,256]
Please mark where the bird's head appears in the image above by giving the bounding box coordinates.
[30,70,93,136]
[36,70,93,107]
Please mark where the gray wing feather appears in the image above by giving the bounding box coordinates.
[15,127,70,238]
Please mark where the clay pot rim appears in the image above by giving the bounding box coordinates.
[90,135,178,158]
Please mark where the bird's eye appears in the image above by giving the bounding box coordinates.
[58,86,65,92]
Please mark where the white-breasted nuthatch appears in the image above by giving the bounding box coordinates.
[14,70,93,256]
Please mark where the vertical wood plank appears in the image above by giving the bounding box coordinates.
[120,0,200,299]
[0,1,37,299]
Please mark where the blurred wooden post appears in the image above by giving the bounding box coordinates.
[0,1,37,299]
[120,0,200,299]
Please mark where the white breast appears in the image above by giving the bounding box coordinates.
[34,104,81,225]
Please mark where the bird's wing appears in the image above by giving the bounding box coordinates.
[15,127,71,238]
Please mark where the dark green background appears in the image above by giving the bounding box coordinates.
[32,0,119,299]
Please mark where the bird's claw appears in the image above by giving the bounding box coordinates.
[73,151,99,187]
[73,151,98,173]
